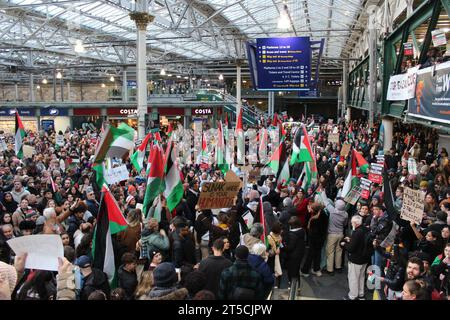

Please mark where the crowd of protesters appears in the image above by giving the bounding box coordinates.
[0,115,449,301]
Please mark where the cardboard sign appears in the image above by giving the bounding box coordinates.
[197,170,241,209]
[328,133,339,144]
[344,185,362,205]
[22,145,35,158]
[376,154,385,164]
[400,187,425,225]
[431,29,447,47]
[340,143,351,157]
[248,168,261,182]
[56,135,65,147]
[104,165,130,185]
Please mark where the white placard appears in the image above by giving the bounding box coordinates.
[431,29,447,47]
[56,135,65,146]
[408,158,418,175]
[386,70,417,101]
[7,234,64,271]
[104,164,130,184]
[400,187,426,225]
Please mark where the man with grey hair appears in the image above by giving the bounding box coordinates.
[241,223,264,250]
[341,215,369,300]
[279,197,296,234]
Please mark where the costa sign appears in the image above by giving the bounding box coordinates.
[192,107,213,116]
[120,109,137,115]
[107,108,138,116]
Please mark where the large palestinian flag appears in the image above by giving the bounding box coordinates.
[15,110,26,159]
[236,108,245,165]
[163,141,184,212]
[142,144,165,218]
[216,121,229,174]
[93,123,135,163]
[92,185,128,288]
[130,132,152,173]
[341,149,360,198]
[290,124,313,165]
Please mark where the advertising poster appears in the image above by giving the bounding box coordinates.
[408,61,450,124]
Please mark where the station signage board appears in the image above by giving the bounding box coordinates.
[192,107,213,116]
[0,108,35,116]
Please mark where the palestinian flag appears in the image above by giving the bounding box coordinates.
[50,175,57,193]
[201,132,208,163]
[267,141,282,175]
[354,149,369,174]
[148,195,163,222]
[142,144,165,218]
[167,123,173,138]
[279,121,286,141]
[341,149,359,198]
[276,158,290,187]
[163,141,184,212]
[92,185,128,288]
[258,127,268,161]
[216,121,229,174]
[290,124,313,165]
[130,133,152,173]
[298,160,318,191]
[93,123,135,164]
[15,110,26,159]
[272,113,279,127]
[93,163,106,188]
[236,108,245,165]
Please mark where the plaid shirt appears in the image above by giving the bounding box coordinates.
[218,260,264,300]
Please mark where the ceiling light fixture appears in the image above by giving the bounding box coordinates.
[110,75,115,82]
[42,78,48,84]
[160,68,166,76]
[176,75,181,78]
[74,39,85,53]
[56,71,62,79]
[218,74,224,80]
[36,85,40,89]
[277,5,291,30]
[101,83,106,88]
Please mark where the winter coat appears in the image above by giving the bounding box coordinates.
[321,192,348,235]
[247,254,274,298]
[279,204,297,234]
[80,268,110,300]
[198,255,233,297]
[117,223,141,254]
[117,265,138,300]
[146,287,189,300]
[344,225,368,265]
[262,201,278,234]
[284,228,306,279]
[171,231,196,268]
[140,229,170,259]
[370,212,393,243]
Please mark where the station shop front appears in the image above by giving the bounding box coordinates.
[0,108,38,133]
[40,107,71,132]
[72,108,103,130]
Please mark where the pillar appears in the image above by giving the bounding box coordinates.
[67,82,71,101]
[130,4,154,139]
[342,60,349,121]
[368,9,377,128]
[381,117,394,152]
[36,107,41,131]
[14,83,18,101]
[61,78,64,102]
[184,107,190,130]
[29,74,35,102]
[236,61,242,117]
[122,68,128,102]
[53,72,57,101]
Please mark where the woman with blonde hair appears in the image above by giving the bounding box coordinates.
[135,271,154,299]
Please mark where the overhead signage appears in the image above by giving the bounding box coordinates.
[255,37,311,91]
[387,68,418,101]
[408,61,450,124]
[0,108,35,116]
[40,108,69,116]
[192,107,213,116]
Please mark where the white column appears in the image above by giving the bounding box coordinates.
[368,10,377,128]
[29,74,35,102]
[130,6,154,139]
[382,117,394,152]
[67,82,71,101]
[343,60,348,121]
[14,83,19,101]
[236,63,242,116]
[122,68,128,102]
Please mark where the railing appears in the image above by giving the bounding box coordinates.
[289,278,299,300]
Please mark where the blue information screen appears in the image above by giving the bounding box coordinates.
[256,37,311,91]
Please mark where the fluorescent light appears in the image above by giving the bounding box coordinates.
[160,68,166,76]
[176,75,181,78]
[56,71,62,79]
[258,101,263,104]
[243,80,247,83]
[167,74,172,77]
[74,40,85,53]
[42,78,48,84]
[192,77,196,80]
[277,5,291,30]
[184,76,189,79]
[110,75,115,82]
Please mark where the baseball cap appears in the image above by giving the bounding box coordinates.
[75,255,92,268]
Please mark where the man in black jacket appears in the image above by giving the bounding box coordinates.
[117,253,138,300]
[198,238,232,298]
[76,255,111,300]
[342,215,369,300]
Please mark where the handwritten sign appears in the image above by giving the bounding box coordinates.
[197,170,241,209]
[376,154,385,164]
[104,165,130,185]
[56,135,65,147]
[22,145,35,158]
[340,143,351,157]
[400,187,425,225]
[344,185,362,205]
[368,163,383,184]
[328,133,339,144]
[7,235,64,271]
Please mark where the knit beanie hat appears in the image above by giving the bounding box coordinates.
[0,261,17,297]
[153,262,178,288]
[126,195,135,204]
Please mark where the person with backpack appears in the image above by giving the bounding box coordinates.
[218,245,264,300]
[342,215,370,300]
[369,204,393,274]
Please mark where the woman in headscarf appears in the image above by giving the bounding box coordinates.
[1,192,18,214]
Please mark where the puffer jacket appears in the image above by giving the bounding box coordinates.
[321,192,348,235]
[140,229,170,259]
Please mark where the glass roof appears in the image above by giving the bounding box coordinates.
[4,0,364,62]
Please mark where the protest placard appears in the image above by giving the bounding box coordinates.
[56,135,65,146]
[340,143,351,157]
[408,158,418,175]
[376,154,385,164]
[7,234,63,271]
[22,145,35,158]
[328,133,339,144]
[360,177,372,200]
[368,163,383,184]
[197,170,241,209]
[400,187,425,225]
[104,165,130,185]
[344,185,362,205]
